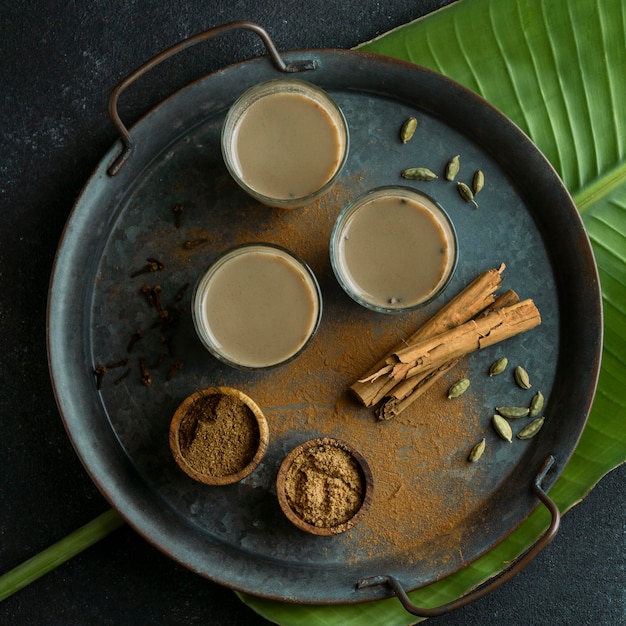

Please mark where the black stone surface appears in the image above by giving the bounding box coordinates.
[1,1,624,624]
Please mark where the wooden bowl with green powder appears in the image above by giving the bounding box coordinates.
[276,437,374,536]
[169,387,269,485]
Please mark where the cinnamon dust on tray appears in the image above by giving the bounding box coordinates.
[245,351,481,563]
[218,178,489,565]
[102,153,497,571]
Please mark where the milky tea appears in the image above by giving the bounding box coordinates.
[192,244,322,369]
[222,79,348,208]
[331,187,457,313]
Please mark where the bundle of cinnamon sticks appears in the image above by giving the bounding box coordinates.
[350,264,541,420]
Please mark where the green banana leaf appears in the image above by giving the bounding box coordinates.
[240,0,626,623]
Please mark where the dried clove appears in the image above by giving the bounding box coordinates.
[113,367,131,385]
[174,282,190,302]
[95,358,131,389]
[183,238,208,250]
[167,359,184,381]
[152,285,164,312]
[141,285,154,307]
[130,259,164,278]
[146,257,165,271]
[150,309,169,331]
[127,329,143,353]
[94,365,107,390]
[160,335,173,355]
[139,357,152,387]
[159,306,182,332]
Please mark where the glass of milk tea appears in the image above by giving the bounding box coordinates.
[221,79,349,208]
[330,186,458,313]
[192,243,322,369]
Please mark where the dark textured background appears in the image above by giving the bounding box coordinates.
[1,1,624,624]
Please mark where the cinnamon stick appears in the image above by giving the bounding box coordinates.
[376,299,541,383]
[350,264,506,406]
[479,288,521,316]
[377,289,521,420]
[378,360,460,420]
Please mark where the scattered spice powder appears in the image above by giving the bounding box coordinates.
[154,175,492,576]
[285,443,365,528]
[178,393,260,477]
[219,179,489,566]
[244,347,482,566]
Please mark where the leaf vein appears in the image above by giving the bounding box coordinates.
[487,3,532,135]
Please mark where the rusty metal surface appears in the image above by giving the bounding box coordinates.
[47,49,601,604]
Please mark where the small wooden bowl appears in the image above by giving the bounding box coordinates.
[276,437,374,536]
[169,387,269,485]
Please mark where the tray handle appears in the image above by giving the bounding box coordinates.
[107,21,316,177]
[357,455,561,617]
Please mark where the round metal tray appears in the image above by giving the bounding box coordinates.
[48,28,601,607]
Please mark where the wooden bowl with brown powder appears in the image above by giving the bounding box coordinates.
[276,437,373,536]
[169,387,269,485]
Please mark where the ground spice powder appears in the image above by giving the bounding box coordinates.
[285,444,365,528]
[178,393,260,477]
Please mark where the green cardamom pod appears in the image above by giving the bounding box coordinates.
[445,154,460,181]
[447,377,470,399]
[468,438,486,462]
[529,391,544,417]
[517,416,545,440]
[492,414,513,443]
[400,116,418,143]
[489,357,508,376]
[472,169,485,194]
[496,406,530,419]
[401,167,438,181]
[514,365,532,389]
[457,181,479,208]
